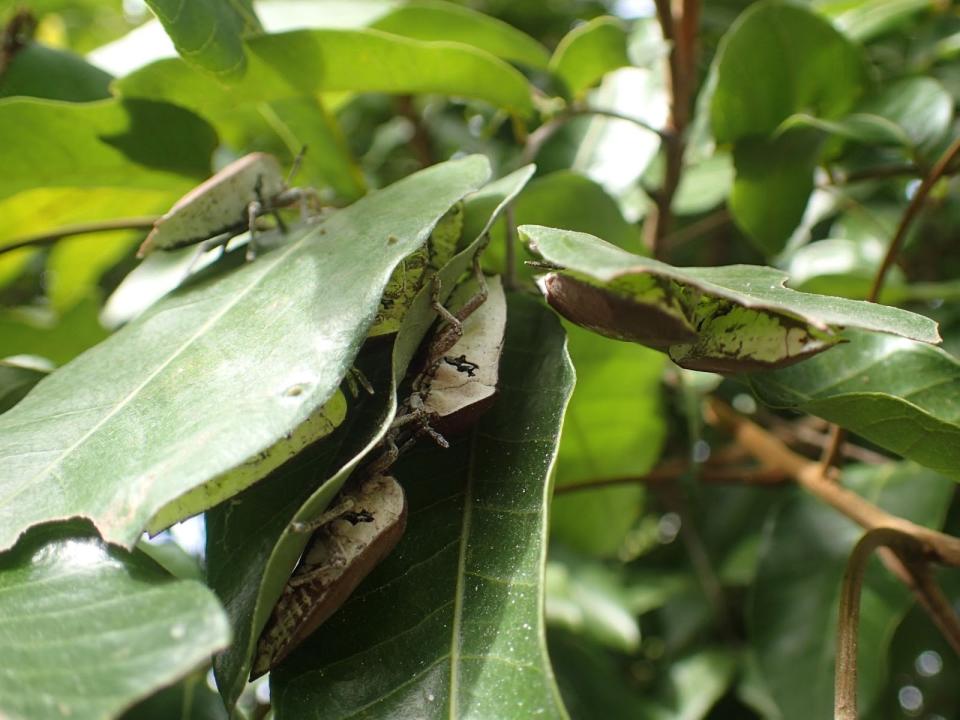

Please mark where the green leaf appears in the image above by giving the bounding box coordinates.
[117,28,535,118]
[203,167,533,710]
[710,1,864,143]
[784,237,896,299]
[748,331,960,478]
[0,42,111,101]
[143,0,260,79]
[522,225,940,372]
[0,359,48,414]
[549,16,631,98]
[558,66,667,199]
[0,155,490,552]
[363,0,549,69]
[551,324,665,556]
[255,0,550,68]
[0,97,218,202]
[780,77,953,156]
[749,463,953,719]
[545,546,643,653]
[729,130,822,255]
[251,97,366,200]
[270,293,574,719]
[813,0,934,42]
[672,152,733,216]
[0,524,230,720]
[855,76,953,155]
[513,171,640,250]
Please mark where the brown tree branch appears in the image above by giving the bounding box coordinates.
[835,527,928,720]
[644,0,699,259]
[868,134,960,302]
[554,463,787,495]
[705,397,960,565]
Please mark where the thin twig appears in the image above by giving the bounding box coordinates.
[395,95,434,168]
[554,464,787,495]
[656,482,737,639]
[835,527,927,720]
[0,217,158,256]
[832,163,921,185]
[766,416,889,465]
[644,0,699,259]
[705,398,960,566]
[661,207,731,251]
[819,425,846,476]
[868,134,960,302]
[878,548,960,657]
[521,106,667,166]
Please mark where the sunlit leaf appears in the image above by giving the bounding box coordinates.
[0,524,230,720]
[117,28,535,118]
[143,0,260,79]
[550,16,630,99]
[813,0,934,42]
[0,296,109,366]
[0,97,217,202]
[0,156,490,552]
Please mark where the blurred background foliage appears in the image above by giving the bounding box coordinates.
[2,0,960,718]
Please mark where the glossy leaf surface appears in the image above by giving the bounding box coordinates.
[749,331,960,477]
[0,156,490,551]
[270,293,574,720]
[0,97,217,202]
[0,42,111,101]
[117,28,534,118]
[710,1,864,143]
[549,16,630,98]
[0,525,230,720]
[143,0,259,79]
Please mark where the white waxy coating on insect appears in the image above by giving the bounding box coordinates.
[423,275,506,420]
[137,152,287,256]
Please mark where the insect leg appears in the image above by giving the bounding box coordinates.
[246,197,263,262]
[422,255,489,379]
[291,495,357,534]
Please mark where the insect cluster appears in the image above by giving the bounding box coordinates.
[251,267,508,677]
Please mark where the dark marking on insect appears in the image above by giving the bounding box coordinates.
[443,354,479,377]
[341,510,375,525]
